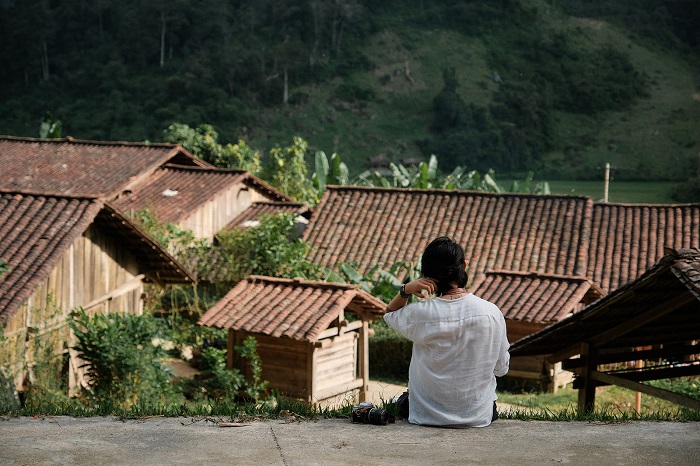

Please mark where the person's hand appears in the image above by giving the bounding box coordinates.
[404,278,437,298]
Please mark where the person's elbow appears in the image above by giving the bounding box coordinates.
[494,354,510,377]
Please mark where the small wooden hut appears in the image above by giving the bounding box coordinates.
[198,276,387,405]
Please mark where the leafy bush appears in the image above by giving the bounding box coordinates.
[197,347,245,401]
[215,212,323,282]
[369,319,412,380]
[671,177,700,203]
[194,336,268,402]
[163,123,262,174]
[334,81,375,102]
[69,309,183,408]
[235,336,269,401]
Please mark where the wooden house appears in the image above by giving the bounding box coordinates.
[301,186,700,388]
[0,136,297,242]
[111,164,298,241]
[0,136,210,198]
[197,276,387,406]
[0,192,194,392]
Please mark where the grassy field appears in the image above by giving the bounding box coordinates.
[545,180,680,203]
[497,384,698,420]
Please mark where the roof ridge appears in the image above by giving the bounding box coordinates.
[324,185,592,201]
[594,201,700,207]
[162,163,247,174]
[247,275,359,291]
[484,269,594,281]
[0,135,178,148]
[0,190,103,202]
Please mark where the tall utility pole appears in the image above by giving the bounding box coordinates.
[603,163,610,203]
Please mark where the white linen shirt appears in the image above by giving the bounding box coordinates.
[384,293,510,427]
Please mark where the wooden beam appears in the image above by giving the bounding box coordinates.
[590,370,700,410]
[316,326,340,340]
[589,293,696,347]
[358,320,369,402]
[81,274,145,311]
[547,344,583,365]
[563,344,700,370]
[601,364,700,384]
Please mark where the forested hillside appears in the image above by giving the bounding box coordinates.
[0,0,698,183]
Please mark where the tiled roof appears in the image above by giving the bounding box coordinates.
[112,164,295,224]
[198,275,387,341]
[0,192,194,322]
[588,203,700,294]
[304,186,592,283]
[0,136,208,198]
[224,201,310,230]
[469,270,603,324]
[510,248,700,357]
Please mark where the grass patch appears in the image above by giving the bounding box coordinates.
[497,384,700,421]
[545,180,679,203]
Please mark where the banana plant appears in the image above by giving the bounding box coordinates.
[312,150,349,196]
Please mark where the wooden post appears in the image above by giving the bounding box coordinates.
[577,342,598,414]
[635,359,643,412]
[226,330,236,370]
[603,163,610,202]
[358,320,369,402]
[307,343,315,403]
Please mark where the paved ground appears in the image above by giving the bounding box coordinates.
[2,415,699,465]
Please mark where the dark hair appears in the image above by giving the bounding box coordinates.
[421,236,467,296]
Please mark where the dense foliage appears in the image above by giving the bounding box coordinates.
[0,1,696,181]
[69,308,182,407]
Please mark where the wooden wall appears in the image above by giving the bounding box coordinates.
[180,184,277,240]
[1,224,145,391]
[313,332,361,402]
[506,320,573,391]
[229,330,363,404]
[230,331,311,399]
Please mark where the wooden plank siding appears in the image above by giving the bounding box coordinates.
[230,331,311,399]
[178,184,278,241]
[313,333,359,398]
[1,224,144,390]
[229,330,363,404]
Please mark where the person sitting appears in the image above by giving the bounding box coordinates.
[384,236,510,427]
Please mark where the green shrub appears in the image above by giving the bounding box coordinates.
[197,347,245,401]
[369,319,412,380]
[235,336,269,401]
[334,81,375,102]
[671,177,700,203]
[69,309,183,408]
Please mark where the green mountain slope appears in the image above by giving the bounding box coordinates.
[247,3,699,181]
[0,0,697,182]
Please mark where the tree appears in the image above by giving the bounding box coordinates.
[39,111,61,138]
[261,136,316,205]
[163,123,261,174]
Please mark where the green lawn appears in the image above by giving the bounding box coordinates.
[545,180,679,204]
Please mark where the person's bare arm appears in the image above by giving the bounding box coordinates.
[386,278,437,312]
